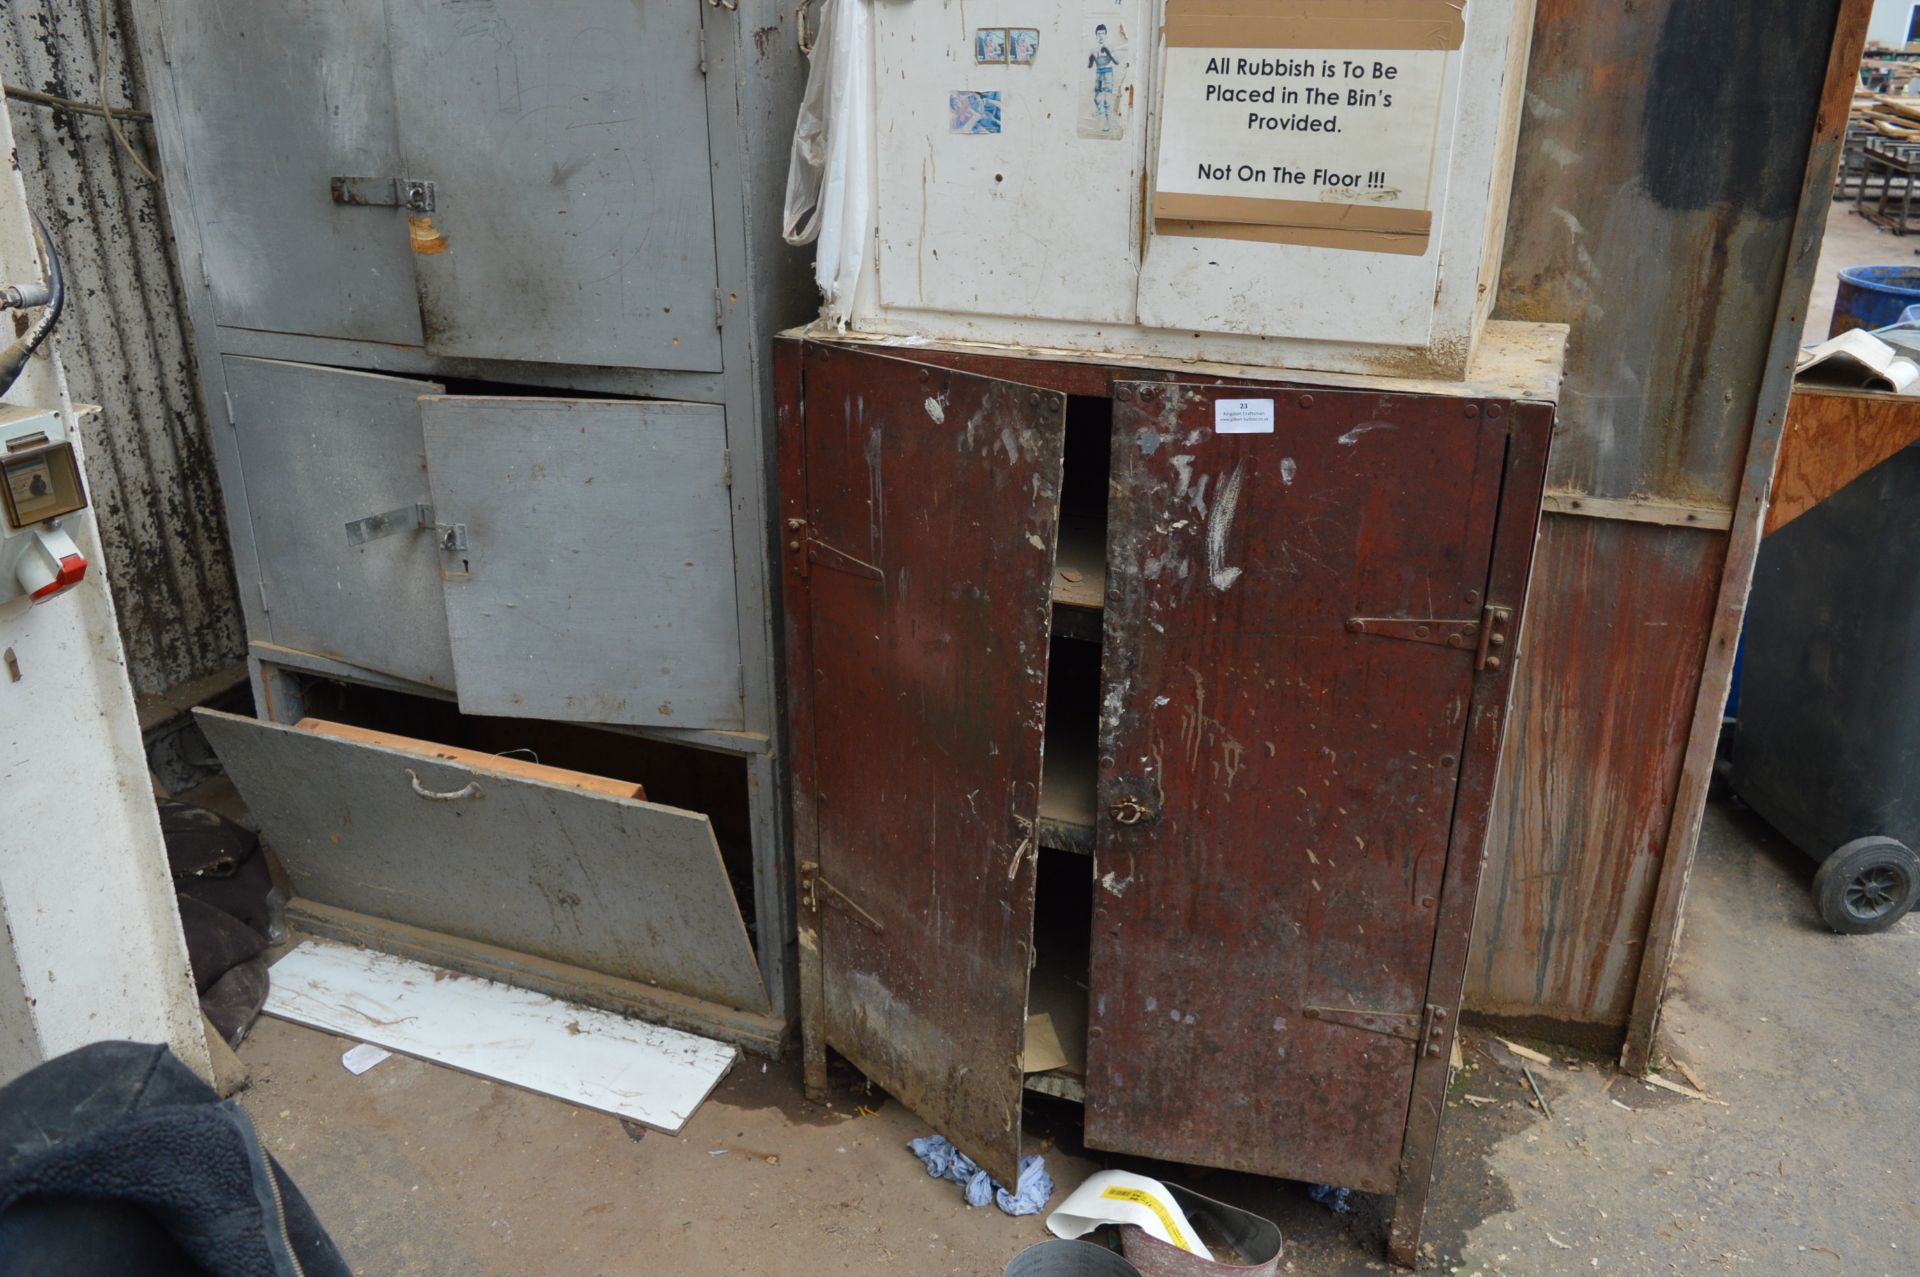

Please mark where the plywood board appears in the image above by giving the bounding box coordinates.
[1766,388,1920,535]
[264,941,736,1133]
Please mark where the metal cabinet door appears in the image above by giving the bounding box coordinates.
[784,345,1067,1187]
[157,0,423,345]
[422,396,743,730]
[1086,382,1513,1193]
[223,358,454,689]
[385,0,723,372]
[198,711,770,1013]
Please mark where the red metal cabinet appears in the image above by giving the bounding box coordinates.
[776,334,1553,1266]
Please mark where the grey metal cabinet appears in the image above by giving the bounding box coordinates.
[138,0,812,1051]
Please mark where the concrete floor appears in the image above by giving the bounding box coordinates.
[1806,194,1920,343]
[232,799,1920,1276]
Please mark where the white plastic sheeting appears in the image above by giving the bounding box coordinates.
[782,0,871,326]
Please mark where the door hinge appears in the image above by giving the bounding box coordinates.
[256,579,269,616]
[1475,604,1513,672]
[1303,1003,1450,1055]
[698,25,708,75]
[721,447,732,488]
[221,391,236,427]
[784,519,882,582]
[798,860,884,932]
[1302,1005,1423,1042]
[1345,602,1513,669]
[1345,614,1480,651]
[714,287,726,329]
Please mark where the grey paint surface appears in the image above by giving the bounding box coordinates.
[132,0,814,1032]
[423,396,743,730]
[223,357,454,691]
[2,0,245,700]
[156,0,423,346]
[198,710,770,1014]
[388,0,722,372]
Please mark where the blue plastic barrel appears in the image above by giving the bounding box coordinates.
[1831,265,1920,337]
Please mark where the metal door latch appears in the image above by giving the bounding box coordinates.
[344,502,464,552]
[330,176,436,213]
[1109,794,1155,826]
[785,519,883,582]
[798,861,885,932]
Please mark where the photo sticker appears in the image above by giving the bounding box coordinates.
[950,90,1003,135]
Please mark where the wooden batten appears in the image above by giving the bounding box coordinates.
[294,718,646,801]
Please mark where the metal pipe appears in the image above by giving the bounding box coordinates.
[1,83,153,125]
[0,207,66,399]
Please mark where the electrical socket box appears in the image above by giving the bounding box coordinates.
[0,404,89,606]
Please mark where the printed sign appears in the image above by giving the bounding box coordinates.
[1150,2,1462,254]
[1214,398,1275,434]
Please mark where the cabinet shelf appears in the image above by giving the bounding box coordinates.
[1051,515,1106,611]
[1038,716,1096,855]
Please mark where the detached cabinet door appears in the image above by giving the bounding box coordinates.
[1087,382,1511,1192]
[787,346,1066,1186]
[386,0,722,371]
[422,397,744,730]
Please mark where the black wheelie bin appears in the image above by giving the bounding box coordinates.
[1730,441,1920,934]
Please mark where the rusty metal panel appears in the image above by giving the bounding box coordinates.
[1495,0,1844,504]
[791,342,1065,1187]
[1466,513,1723,1027]
[2,0,245,700]
[1086,381,1510,1193]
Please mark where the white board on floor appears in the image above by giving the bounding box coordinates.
[264,941,736,1133]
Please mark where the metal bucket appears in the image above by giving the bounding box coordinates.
[1116,1183,1283,1277]
[1004,1240,1145,1277]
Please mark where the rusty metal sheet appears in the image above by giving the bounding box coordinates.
[1465,513,1724,1029]
[1085,381,1510,1193]
[1495,0,1844,505]
[791,342,1065,1187]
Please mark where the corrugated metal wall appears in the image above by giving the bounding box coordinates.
[1465,0,1848,1035]
[2,0,243,704]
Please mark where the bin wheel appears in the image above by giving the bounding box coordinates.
[1812,837,1920,934]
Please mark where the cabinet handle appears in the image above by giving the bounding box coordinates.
[796,0,815,53]
[405,769,482,803]
[1110,795,1154,826]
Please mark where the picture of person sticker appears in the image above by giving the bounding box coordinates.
[1087,24,1119,133]
[1078,16,1128,139]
